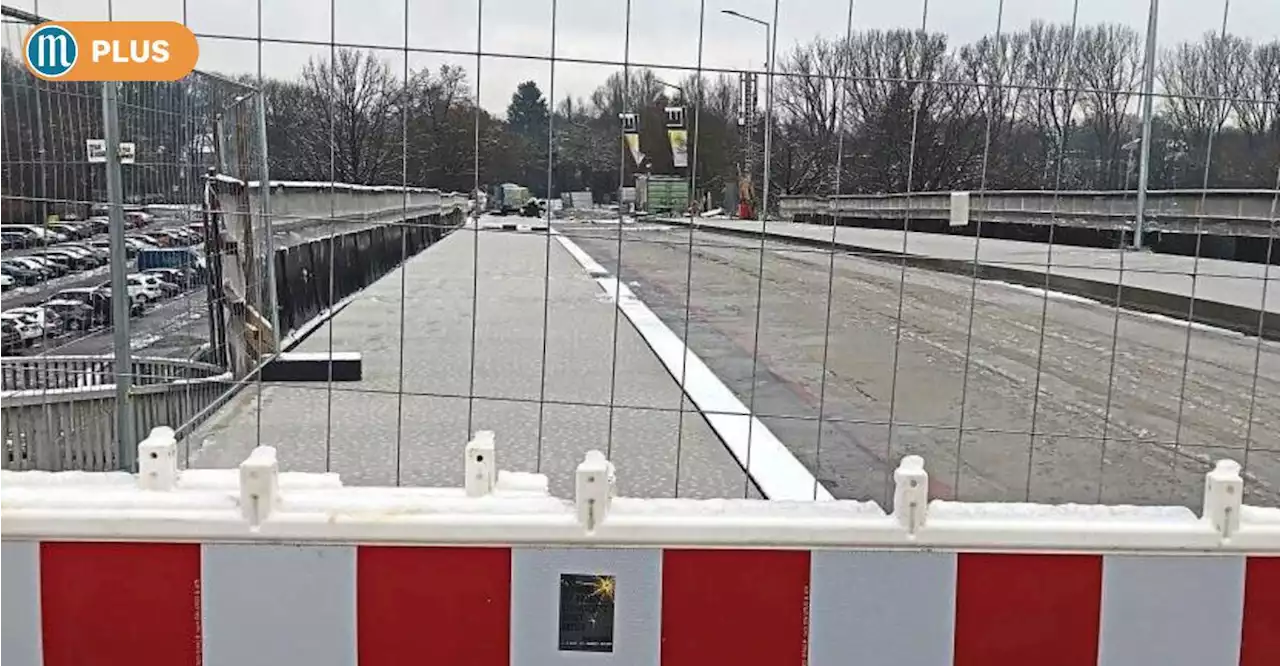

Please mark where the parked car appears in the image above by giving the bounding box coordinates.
[1,224,64,243]
[35,248,95,271]
[1,228,40,247]
[4,258,54,280]
[143,267,196,289]
[7,254,58,275]
[0,312,44,346]
[0,274,13,291]
[124,211,154,227]
[122,275,164,303]
[53,287,140,323]
[48,222,91,240]
[126,235,160,249]
[25,254,72,276]
[2,231,33,250]
[59,242,109,262]
[42,299,96,332]
[15,256,67,277]
[6,306,64,336]
[129,272,180,297]
[55,244,105,266]
[1,263,41,286]
[1,321,23,353]
[140,232,173,247]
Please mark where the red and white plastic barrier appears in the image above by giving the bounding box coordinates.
[3,428,1279,666]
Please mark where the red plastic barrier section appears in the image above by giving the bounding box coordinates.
[3,540,1276,666]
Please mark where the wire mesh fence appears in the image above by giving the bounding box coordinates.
[1,0,1277,512]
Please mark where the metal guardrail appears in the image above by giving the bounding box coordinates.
[1,356,230,472]
[779,189,1278,237]
[1,355,224,392]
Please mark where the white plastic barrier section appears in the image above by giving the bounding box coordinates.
[3,427,1278,666]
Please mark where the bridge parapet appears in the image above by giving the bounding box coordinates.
[3,427,1277,664]
[780,189,1277,237]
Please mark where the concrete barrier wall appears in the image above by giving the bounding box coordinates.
[210,175,469,226]
[780,189,1277,237]
[251,181,464,223]
[3,429,1278,665]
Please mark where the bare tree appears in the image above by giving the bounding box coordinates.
[1159,33,1251,185]
[1020,21,1083,187]
[301,49,405,184]
[774,37,849,194]
[1232,40,1280,185]
[1076,24,1141,188]
[957,31,1030,187]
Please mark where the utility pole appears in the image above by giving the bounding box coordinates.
[1134,0,1159,250]
[103,81,137,467]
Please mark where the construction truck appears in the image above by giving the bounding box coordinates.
[636,175,689,215]
[488,183,541,217]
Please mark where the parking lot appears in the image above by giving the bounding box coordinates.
[2,208,209,358]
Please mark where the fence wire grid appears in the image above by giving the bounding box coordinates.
[1,0,1277,512]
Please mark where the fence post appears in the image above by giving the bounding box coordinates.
[102,81,137,469]
[256,96,281,349]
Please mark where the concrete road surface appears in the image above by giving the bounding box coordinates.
[566,223,1280,508]
[189,218,761,499]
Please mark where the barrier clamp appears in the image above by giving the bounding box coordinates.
[240,446,280,528]
[1203,459,1244,539]
[465,430,497,497]
[576,450,617,532]
[893,455,929,535]
[137,426,178,491]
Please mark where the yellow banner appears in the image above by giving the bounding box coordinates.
[624,133,643,166]
[667,129,688,168]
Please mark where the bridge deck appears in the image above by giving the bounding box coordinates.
[676,219,1278,329]
[188,219,760,499]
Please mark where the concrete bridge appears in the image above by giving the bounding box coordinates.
[0,179,469,473]
[780,189,1277,247]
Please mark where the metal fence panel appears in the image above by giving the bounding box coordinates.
[1,1,1277,514]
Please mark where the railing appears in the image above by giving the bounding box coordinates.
[2,428,1276,664]
[1,358,230,472]
[0,355,224,392]
[779,189,1278,236]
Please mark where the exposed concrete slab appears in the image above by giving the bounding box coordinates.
[668,219,1278,339]
[188,218,760,499]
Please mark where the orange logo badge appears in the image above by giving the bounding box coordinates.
[24,21,198,82]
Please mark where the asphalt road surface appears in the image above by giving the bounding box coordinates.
[565,222,1280,508]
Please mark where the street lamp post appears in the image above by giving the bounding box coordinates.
[721,9,771,220]
[655,79,686,101]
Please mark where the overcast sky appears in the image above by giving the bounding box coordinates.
[6,0,1278,112]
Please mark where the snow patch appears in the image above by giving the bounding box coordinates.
[1242,505,1280,525]
[613,497,884,517]
[988,280,1101,306]
[930,500,1197,523]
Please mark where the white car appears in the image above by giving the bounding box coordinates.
[129,271,180,296]
[5,306,62,335]
[0,312,44,345]
[124,276,163,303]
[0,274,13,291]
